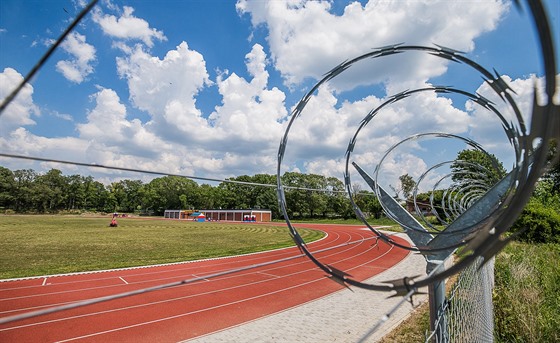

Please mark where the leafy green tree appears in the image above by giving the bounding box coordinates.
[38,169,68,212]
[354,190,383,219]
[326,176,349,218]
[213,183,234,210]
[198,184,218,209]
[29,169,62,212]
[0,166,16,210]
[179,194,188,209]
[532,179,560,212]
[65,174,85,210]
[303,174,328,218]
[106,179,143,212]
[81,176,101,211]
[13,169,36,212]
[256,187,279,217]
[0,165,382,221]
[451,149,506,185]
[138,183,157,214]
[104,192,118,213]
[399,174,416,200]
[511,198,560,243]
[223,175,255,208]
[511,141,560,243]
[281,172,310,218]
[120,179,143,212]
[143,178,172,214]
[251,174,278,213]
[87,180,109,212]
[108,182,126,212]
[142,176,199,215]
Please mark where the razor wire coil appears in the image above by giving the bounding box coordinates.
[0,0,557,339]
[276,0,558,294]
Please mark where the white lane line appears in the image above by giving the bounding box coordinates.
[0,252,326,315]
[0,236,384,317]
[0,246,312,292]
[257,272,281,279]
[55,277,328,342]
[0,236,349,302]
[0,233,329,285]
[0,238,396,332]
[191,274,210,282]
[118,277,128,285]
[0,229,387,329]
[0,234,371,305]
[55,245,399,343]
[0,260,317,332]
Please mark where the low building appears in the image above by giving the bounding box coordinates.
[405,199,433,215]
[163,210,194,220]
[163,209,272,222]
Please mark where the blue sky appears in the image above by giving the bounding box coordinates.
[0,0,558,191]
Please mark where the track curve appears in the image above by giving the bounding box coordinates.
[0,223,410,342]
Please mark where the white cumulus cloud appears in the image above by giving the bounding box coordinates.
[55,32,96,83]
[0,68,39,134]
[93,5,166,48]
[237,0,508,89]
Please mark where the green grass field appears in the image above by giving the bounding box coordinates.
[0,215,325,279]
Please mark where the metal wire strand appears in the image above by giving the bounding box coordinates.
[0,0,100,114]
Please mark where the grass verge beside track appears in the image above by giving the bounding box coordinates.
[379,241,560,342]
[0,215,325,279]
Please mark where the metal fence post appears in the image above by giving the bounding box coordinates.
[427,259,448,343]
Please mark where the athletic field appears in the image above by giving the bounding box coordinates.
[0,215,324,279]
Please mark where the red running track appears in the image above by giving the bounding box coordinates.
[0,223,410,342]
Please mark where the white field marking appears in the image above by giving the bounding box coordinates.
[0,235,395,332]
[0,233,375,306]
[0,247,304,298]
[0,259,321,332]
[0,231,337,292]
[191,274,210,282]
[0,233,371,303]
[0,247,302,293]
[0,232,341,299]
[359,226,392,230]
[54,277,330,342]
[41,278,47,286]
[0,230,389,328]
[256,271,281,279]
[0,253,299,303]
[0,253,306,303]
[118,277,128,285]
[0,231,331,284]
[0,244,335,315]
[54,244,403,342]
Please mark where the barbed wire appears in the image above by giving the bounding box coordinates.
[0,235,378,325]
[0,0,100,114]
[0,1,558,340]
[276,0,558,294]
[0,152,352,194]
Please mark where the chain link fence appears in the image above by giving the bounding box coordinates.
[425,256,495,343]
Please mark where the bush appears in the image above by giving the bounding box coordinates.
[511,200,560,243]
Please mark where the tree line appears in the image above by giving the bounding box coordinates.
[2,145,556,229]
[0,166,385,220]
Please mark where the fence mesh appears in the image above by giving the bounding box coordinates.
[426,256,495,343]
